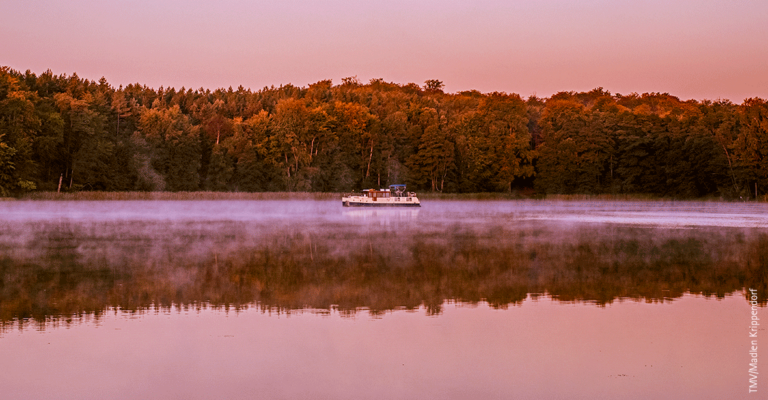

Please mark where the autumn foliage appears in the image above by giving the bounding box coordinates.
[1,67,766,198]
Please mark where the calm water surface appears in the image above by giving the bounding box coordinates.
[1,200,766,399]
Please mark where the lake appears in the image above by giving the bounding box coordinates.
[1,200,766,399]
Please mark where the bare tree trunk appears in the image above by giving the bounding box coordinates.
[284,153,290,178]
[365,141,374,178]
[441,162,448,192]
[310,137,315,164]
[58,174,63,193]
[386,154,391,183]
[720,143,739,193]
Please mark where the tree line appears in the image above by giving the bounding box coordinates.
[1,66,766,198]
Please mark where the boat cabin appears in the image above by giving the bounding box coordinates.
[362,189,391,199]
[361,184,411,200]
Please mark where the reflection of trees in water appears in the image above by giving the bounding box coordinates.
[1,222,767,329]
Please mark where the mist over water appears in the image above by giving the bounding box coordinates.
[1,200,765,399]
[2,200,766,325]
[4,198,768,223]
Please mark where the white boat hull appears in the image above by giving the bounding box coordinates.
[341,196,420,207]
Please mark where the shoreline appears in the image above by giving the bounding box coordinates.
[4,191,766,202]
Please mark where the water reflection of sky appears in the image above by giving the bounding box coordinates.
[0,294,756,399]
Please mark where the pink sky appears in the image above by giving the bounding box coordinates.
[2,0,767,102]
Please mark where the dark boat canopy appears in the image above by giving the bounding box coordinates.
[389,184,408,196]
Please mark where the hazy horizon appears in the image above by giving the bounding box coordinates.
[3,0,767,102]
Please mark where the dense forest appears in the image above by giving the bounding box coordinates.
[1,66,766,198]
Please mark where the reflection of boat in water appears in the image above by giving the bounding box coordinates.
[342,184,421,207]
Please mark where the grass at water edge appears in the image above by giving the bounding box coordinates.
[9,191,768,202]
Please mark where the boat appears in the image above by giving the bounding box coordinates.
[342,184,421,207]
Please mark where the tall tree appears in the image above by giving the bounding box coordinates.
[137,103,201,191]
[734,98,768,198]
[407,107,454,192]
